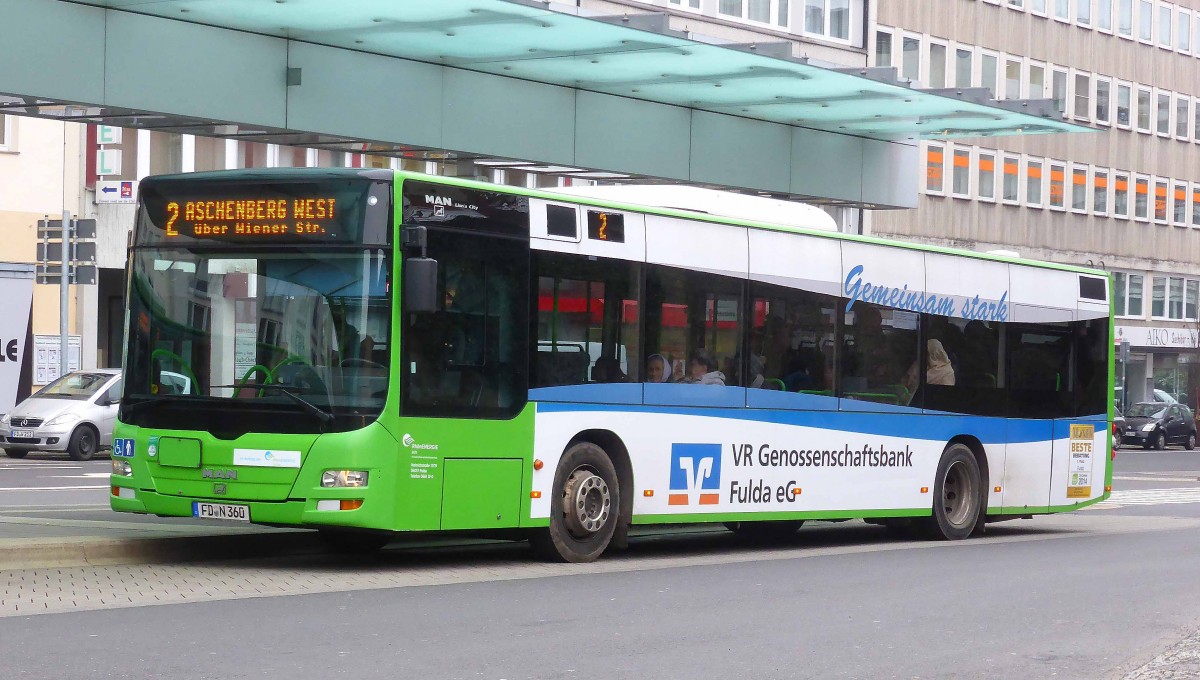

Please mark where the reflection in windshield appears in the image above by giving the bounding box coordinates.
[1126,404,1167,418]
[36,373,112,400]
[122,247,390,432]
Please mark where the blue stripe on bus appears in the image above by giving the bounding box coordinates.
[534,400,1105,445]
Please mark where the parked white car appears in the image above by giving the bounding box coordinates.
[0,369,122,461]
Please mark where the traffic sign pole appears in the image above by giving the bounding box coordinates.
[60,210,71,377]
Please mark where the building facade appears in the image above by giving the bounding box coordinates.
[869,0,1200,408]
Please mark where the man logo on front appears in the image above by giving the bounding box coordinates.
[668,443,722,506]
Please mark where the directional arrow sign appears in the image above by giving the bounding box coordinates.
[96,180,138,204]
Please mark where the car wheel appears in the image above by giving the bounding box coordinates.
[3,449,28,459]
[1154,431,1167,451]
[67,426,98,461]
[1186,433,1197,451]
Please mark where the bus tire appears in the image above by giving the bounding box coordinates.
[723,520,804,541]
[531,442,619,563]
[920,443,982,541]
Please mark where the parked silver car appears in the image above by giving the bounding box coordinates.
[0,369,122,461]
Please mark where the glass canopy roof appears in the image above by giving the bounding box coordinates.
[74,0,1092,141]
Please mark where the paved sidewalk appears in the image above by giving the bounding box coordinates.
[0,504,316,569]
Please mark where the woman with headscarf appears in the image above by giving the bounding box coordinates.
[645,353,672,383]
[926,339,956,386]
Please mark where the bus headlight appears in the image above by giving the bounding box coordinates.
[112,459,132,476]
[1141,424,1157,432]
[321,470,369,488]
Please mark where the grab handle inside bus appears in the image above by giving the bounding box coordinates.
[402,225,439,313]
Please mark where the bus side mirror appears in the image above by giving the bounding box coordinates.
[405,258,439,313]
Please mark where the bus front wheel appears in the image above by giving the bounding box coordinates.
[921,443,982,541]
[532,442,619,563]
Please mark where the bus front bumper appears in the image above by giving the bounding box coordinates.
[109,486,378,528]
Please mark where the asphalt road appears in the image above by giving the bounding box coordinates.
[0,447,1197,679]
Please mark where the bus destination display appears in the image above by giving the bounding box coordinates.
[162,197,340,241]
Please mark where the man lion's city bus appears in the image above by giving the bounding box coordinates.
[110,168,1114,563]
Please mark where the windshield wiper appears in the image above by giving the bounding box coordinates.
[211,384,335,425]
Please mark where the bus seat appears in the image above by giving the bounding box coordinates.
[535,351,590,387]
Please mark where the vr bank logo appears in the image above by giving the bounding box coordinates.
[668,443,721,506]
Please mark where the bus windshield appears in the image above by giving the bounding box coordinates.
[121,247,391,433]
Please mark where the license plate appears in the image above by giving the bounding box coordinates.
[192,502,249,522]
[11,429,34,438]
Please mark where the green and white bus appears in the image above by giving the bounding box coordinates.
[111,168,1114,562]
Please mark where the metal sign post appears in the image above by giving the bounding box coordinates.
[60,210,71,377]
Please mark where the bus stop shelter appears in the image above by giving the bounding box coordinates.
[1,0,1089,208]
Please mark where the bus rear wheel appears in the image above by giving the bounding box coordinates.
[920,443,982,541]
[532,442,619,563]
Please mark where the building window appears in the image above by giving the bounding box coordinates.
[1177,96,1191,139]
[0,115,9,151]
[1071,165,1089,212]
[1055,0,1070,21]
[803,0,852,40]
[955,48,972,87]
[902,35,920,81]
[1157,92,1172,135]
[1032,0,1047,13]
[1049,162,1066,209]
[952,148,970,197]
[1098,0,1113,30]
[981,53,999,95]
[1094,169,1109,215]
[1095,77,1111,124]
[1114,172,1131,218]
[1134,175,1150,220]
[926,143,945,194]
[1077,0,1092,24]
[1152,276,1167,318]
[1159,4,1173,47]
[1195,97,1200,141]
[929,41,948,88]
[1169,277,1185,319]
[1114,272,1144,317]
[1005,59,1022,99]
[1139,0,1153,41]
[1180,10,1192,51]
[1187,280,1199,320]
[1137,87,1152,132]
[1052,69,1069,114]
[1193,184,1200,226]
[1029,63,1046,99]
[1002,154,1020,203]
[1118,0,1134,36]
[1009,0,1024,8]
[978,151,996,201]
[1154,179,1169,222]
[1116,83,1132,127]
[1174,182,1188,225]
[874,28,893,66]
[1026,158,1044,206]
[1074,73,1091,118]
[721,0,779,25]
[670,0,702,7]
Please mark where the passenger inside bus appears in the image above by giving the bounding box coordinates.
[682,350,726,386]
[645,354,672,383]
[591,356,627,383]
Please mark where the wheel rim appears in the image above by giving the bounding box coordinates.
[80,431,95,455]
[941,460,976,529]
[1158,433,1166,449]
[561,467,611,539]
